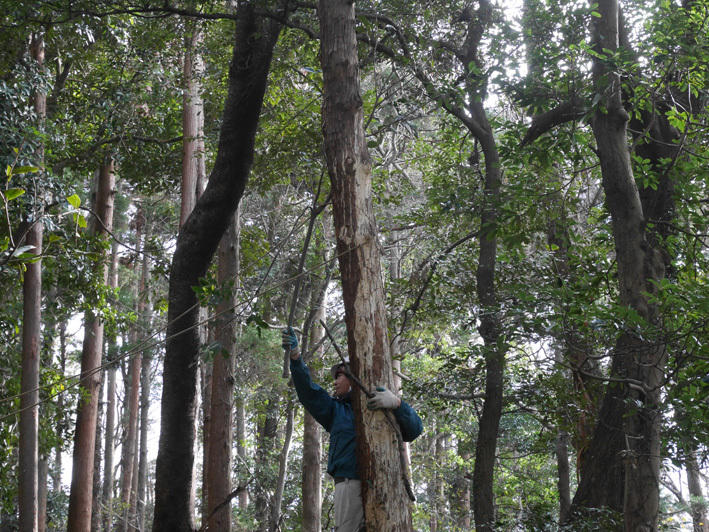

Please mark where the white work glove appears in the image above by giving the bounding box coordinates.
[367,387,400,410]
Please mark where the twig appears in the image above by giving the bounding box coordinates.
[196,478,254,532]
[320,320,417,502]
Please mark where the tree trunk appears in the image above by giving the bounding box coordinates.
[37,459,48,532]
[102,356,117,532]
[137,218,153,531]
[152,6,282,530]
[180,21,206,229]
[102,202,122,532]
[236,394,248,510]
[430,431,445,532]
[67,158,117,532]
[254,392,279,530]
[568,2,667,530]
[319,1,413,529]
[120,215,144,532]
[302,302,326,532]
[556,431,571,524]
[19,31,45,532]
[206,212,240,532]
[54,321,67,495]
[271,398,295,532]
[453,445,471,530]
[92,373,105,531]
[686,449,708,532]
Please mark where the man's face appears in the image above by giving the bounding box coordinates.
[334,371,351,398]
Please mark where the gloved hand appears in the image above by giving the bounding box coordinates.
[281,328,299,356]
[367,387,400,410]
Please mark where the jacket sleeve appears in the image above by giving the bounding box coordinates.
[394,400,423,442]
[290,356,336,432]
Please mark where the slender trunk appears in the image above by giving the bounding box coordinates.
[271,398,295,532]
[54,322,67,495]
[37,459,48,532]
[92,373,105,531]
[102,358,117,532]
[206,212,240,532]
[556,431,571,523]
[102,181,123,531]
[430,432,445,532]
[453,445,471,530]
[236,394,248,510]
[67,159,117,532]
[302,303,325,532]
[137,218,153,531]
[254,393,279,531]
[152,7,282,530]
[19,31,45,532]
[201,357,212,522]
[120,215,144,532]
[181,21,206,228]
[471,73,505,532]
[686,449,708,532]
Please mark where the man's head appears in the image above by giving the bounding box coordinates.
[331,360,352,398]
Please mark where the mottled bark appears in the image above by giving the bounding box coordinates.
[152,5,283,530]
[319,0,413,529]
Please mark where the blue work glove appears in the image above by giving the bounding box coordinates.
[367,386,400,410]
[281,327,299,353]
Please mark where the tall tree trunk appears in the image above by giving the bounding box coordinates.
[302,300,326,532]
[453,444,471,530]
[102,355,117,532]
[236,394,248,510]
[201,357,212,521]
[102,196,122,532]
[92,373,105,531]
[568,2,668,530]
[67,159,117,532]
[37,459,48,532]
[271,398,295,532]
[254,392,279,531]
[152,7,283,529]
[430,431,445,532]
[137,217,153,532]
[556,431,571,524]
[206,212,240,532]
[319,1,413,529]
[180,20,207,229]
[467,6,506,530]
[54,321,67,495]
[19,31,45,532]
[686,449,708,532]
[120,213,144,532]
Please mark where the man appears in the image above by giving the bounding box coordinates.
[282,328,423,532]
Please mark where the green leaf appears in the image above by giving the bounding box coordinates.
[5,188,25,200]
[67,194,81,209]
[11,166,39,176]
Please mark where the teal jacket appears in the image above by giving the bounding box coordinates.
[290,356,423,479]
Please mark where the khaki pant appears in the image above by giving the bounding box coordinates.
[334,478,363,532]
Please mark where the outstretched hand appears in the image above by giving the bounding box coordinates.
[281,327,300,358]
[367,386,401,410]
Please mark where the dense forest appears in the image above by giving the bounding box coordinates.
[2,0,709,531]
